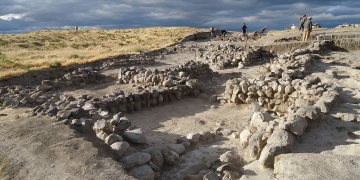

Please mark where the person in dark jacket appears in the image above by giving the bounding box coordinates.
[299,14,307,31]
[302,16,313,41]
[242,23,247,35]
[221,30,227,36]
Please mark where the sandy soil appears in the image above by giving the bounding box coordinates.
[1,28,360,180]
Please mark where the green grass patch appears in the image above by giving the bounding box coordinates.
[49,61,62,68]
[69,54,80,59]
[70,43,94,49]
[0,52,17,68]
[18,43,29,48]
[20,65,32,70]
[32,41,44,46]
[30,55,45,59]
[0,39,9,46]
[48,55,58,59]
[0,59,14,65]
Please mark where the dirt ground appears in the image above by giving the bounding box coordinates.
[1,28,360,180]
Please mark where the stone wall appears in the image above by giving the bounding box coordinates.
[117,60,212,86]
[199,44,275,70]
[101,54,155,69]
[221,41,340,169]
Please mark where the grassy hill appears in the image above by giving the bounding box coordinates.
[0,27,205,79]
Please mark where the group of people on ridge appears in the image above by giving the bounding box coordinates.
[210,14,315,41]
[299,14,313,41]
[210,23,267,40]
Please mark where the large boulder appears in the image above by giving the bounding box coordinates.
[120,152,151,169]
[110,141,130,158]
[93,119,107,131]
[313,100,330,113]
[129,165,155,180]
[280,115,308,136]
[295,106,321,120]
[116,117,131,131]
[274,153,360,180]
[247,131,267,160]
[267,129,295,150]
[259,129,295,167]
[240,129,252,148]
[161,148,179,165]
[219,151,237,163]
[250,112,273,132]
[186,132,201,143]
[168,144,186,155]
[104,134,123,145]
[259,143,288,168]
[142,147,164,169]
[123,128,147,144]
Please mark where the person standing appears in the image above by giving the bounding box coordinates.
[299,14,307,31]
[242,23,247,35]
[302,16,313,41]
[210,27,216,39]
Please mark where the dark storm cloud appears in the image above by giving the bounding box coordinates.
[0,0,359,33]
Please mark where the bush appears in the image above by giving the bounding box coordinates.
[21,65,31,70]
[0,52,17,68]
[49,61,62,68]
[0,39,9,46]
[70,54,80,59]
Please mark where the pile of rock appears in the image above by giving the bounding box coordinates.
[217,42,341,168]
[58,101,248,180]
[54,66,105,87]
[102,54,155,69]
[220,43,334,113]
[28,78,204,121]
[0,85,34,107]
[335,23,360,29]
[222,76,332,113]
[198,44,274,70]
[0,67,105,108]
[78,110,244,180]
[117,60,212,86]
[239,87,338,168]
[165,44,203,54]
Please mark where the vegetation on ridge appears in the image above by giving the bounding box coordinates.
[0,27,205,79]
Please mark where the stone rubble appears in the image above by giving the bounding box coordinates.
[198,44,275,70]
[101,54,155,69]
[0,36,352,179]
[233,42,340,168]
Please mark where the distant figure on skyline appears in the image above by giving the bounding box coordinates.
[302,16,313,41]
[242,23,247,35]
[221,30,228,37]
[260,26,267,35]
[299,14,307,31]
[210,27,216,39]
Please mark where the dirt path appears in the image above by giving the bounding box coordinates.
[0,108,135,180]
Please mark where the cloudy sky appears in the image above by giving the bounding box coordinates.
[1,0,359,34]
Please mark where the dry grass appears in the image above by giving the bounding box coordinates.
[0,27,206,79]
